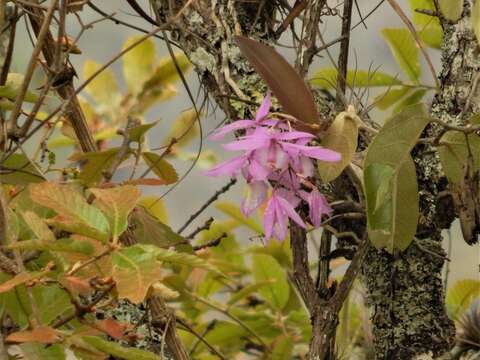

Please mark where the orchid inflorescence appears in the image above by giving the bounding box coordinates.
[205,94,341,241]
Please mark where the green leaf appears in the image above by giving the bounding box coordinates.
[165,109,200,149]
[0,73,38,102]
[83,60,121,108]
[438,129,480,184]
[29,182,110,242]
[446,279,480,319]
[251,254,289,311]
[127,122,158,143]
[20,211,55,242]
[138,196,168,224]
[112,244,163,304]
[364,103,431,253]
[270,334,294,360]
[150,245,220,274]
[5,238,95,255]
[215,201,263,234]
[227,281,274,306]
[317,108,359,182]
[393,89,427,113]
[410,0,443,49]
[374,87,411,110]
[18,343,66,360]
[90,185,141,240]
[82,336,159,360]
[130,206,183,248]
[0,153,44,185]
[310,68,402,89]
[142,152,178,184]
[381,28,421,82]
[122,36,156,94]
[75,148,125,186]
[439,0,463,22]
[137,53,191,112]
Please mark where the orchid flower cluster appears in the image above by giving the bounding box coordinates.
[205,94,341,240]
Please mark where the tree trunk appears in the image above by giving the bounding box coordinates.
[148,1,467,358]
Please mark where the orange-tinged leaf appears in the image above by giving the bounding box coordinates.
[0,268,51,293]
[60,275,92,296]
[95,318,130,340]
[235,36,319,125]
[90,185,141,240]
[29,182,110,242]
[6,326,63,344]
[124,178,166,186]
[112,245,163,304]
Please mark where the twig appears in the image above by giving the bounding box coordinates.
[336,0,354,110]
[102,116,137,181]
[177,178,237,234]
[185,217,214,240]
[6,0,58,135]
[193,232,226,251]
[177,318,225,359]
[0,4,16,86]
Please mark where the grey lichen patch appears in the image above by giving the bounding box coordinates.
[189,47,217,74]
[362,242,455,359]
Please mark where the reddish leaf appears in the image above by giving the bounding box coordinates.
[124,178,167,186]
[235,36,319,125]
[95,318,131,340]
[0,264,53,293]
[60,275,92,296]
[6,326,63,344]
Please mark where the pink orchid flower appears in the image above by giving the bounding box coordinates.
[209,93,273,140]
[264,191,306,240]
[204,93,341,241]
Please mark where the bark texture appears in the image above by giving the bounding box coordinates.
[149,1,469,358]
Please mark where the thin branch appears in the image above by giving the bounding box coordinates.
[7,0,58,134]
[336,0,354,110]
[177,178,237,234]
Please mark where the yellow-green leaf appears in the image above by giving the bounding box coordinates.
[83,60,121,108]
[0,73,38,103]
[142,152,178,184]
[252,254,290,310]
[392,89,427,114]
[127,122,158,143]
[29,182,110,242]
[381,28,421,82]
[5,238,95,255]
[310,68,402,89]
[410,0,443,49]
[138,196,168,224]
[20,211,55,242]
[215,201,263,234]
[364,103,431,253]
[438,129,480,184]
[446,279,480,319]
[317,108,359,182]
[75,148,125,186]
[0,153,44,185]
[165,109,200,149]
[122,36,156,94]
[374,87,411,110]
[90,185,141,240]
[439,0,463,22]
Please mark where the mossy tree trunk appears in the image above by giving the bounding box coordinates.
[147,1,478,358]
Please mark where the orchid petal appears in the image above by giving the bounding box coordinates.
[276,195,306,228]
[241,181,268,216]
[263,196,277,239]
[255,93,271,122]
[203,155,246,177]
[223,136,270,151]
[209,120,255,140]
